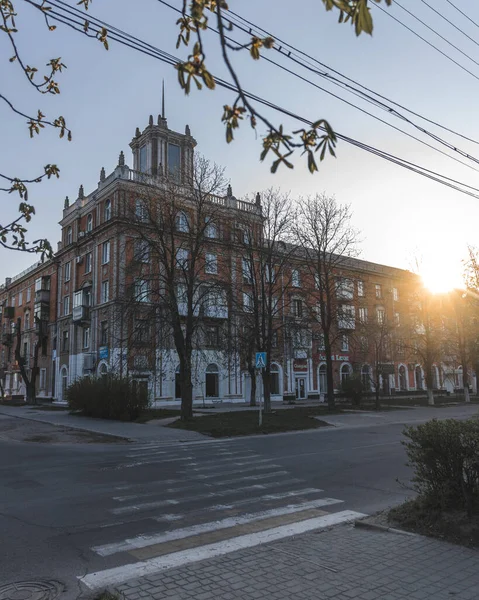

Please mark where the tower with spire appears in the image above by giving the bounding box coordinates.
[129,81,196,184]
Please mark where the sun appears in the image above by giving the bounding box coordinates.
[420,260,464,294]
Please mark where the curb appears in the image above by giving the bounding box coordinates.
[354,519,416,536]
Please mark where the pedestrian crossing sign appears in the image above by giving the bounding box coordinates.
[255,352,267,369]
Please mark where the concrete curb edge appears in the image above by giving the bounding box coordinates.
[354,518,417,537]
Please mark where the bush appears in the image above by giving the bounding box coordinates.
[403,419,479,517]
[66,375,149,421]
[341,375,363,407]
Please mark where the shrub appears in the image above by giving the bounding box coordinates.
[341,375,363,407]
[403,419,479,517]
[66,374,148,421]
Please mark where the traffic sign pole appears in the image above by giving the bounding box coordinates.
[255,353,267,428]
[258,369,263,427]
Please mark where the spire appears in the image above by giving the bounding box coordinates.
[149,114,153,126]
[64,196,69,209]
[185,124,191,136]
[100,167,106,182]
[162,79,165,119]
[118,151,125,166]
[135,127,141,137]
[78,185,84,200]
[227,184,232,197]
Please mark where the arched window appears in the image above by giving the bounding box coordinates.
[61,367,68,400]
[24,311,30,331]
[340,363,351,384]
[67,226,72,245]
[205,217,218,239]
[319,364,327,394]
[104,199,111,221]
[399,365,408,391]
[415,365,423,390]
[176,211,189,233]
[135,199,148,222]
[205,363,219,398]
[86,213,93,233]
[175,365,181,399]
[361,365,370,391]
[271,363,281,396]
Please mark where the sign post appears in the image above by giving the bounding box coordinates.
[255,352,267,426]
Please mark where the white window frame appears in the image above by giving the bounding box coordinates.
[242,257,252,283]
[358,307,368,323]
[134,278,149,303]
[135,239,150,263]
[135,199,148,223]
[336,278,354,300]
[85,252,92,274]
[357,281,365,297]
[393,287,399,302]
[86,213,93,233]
[63,295,70,315]
[377,307,385,325]
[176,211,189,233]
[67,226,72,245]
[26,287,31,302]
[64,261,71,282]
[375,284,382,299]
[18,291,23,306]
[205,252,218,275]
[39,368,47,390]
[292,269,301,288]
[243,292,253,312]
[205,217,217,239]
[104,199,111,221]
[83,327,90,349]
[341,334,349,352]
[176,248,189,270]
[101,280,109,304]
[102,241,110,264]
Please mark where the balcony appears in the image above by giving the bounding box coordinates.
[2,333,13,346]
[35,289,50,304]
[72,305,90,323]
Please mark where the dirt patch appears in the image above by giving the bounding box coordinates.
[0,417,128,445]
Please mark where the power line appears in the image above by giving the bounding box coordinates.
[40,1,479,200]
[373,3,479,83]
[444,0,479,31]
[417,0,479,49]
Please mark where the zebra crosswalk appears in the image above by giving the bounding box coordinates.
[79,439,365,591]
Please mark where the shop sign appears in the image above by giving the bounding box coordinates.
[293,359,308,372]
[319,354,349,362]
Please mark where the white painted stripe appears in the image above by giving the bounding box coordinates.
[181,458,275,473]
[114,455,194,470]
[93,497,344,556]
[110,480,302,515]
[80,510,366,589]
[262,489,322,500]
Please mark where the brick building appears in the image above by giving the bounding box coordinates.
[0,114,471,404]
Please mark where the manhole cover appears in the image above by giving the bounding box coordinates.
[0,581,63,600]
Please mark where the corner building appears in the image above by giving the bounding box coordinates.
[0,114,459,404]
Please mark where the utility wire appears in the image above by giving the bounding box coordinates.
[444,0,479,32]
[40,1,479,200]
[373,3,479,83]
[417,0,479,49]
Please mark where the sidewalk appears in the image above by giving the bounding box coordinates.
[0,405,206,443]
[113,522,479,600]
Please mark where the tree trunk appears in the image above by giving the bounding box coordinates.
[326,357,335,410]
[248,365,256,407]
[464,385,471,403]
[375,373,380,411]
[180,361,194,421]
[427,388,435,406]
[262,370,271,413]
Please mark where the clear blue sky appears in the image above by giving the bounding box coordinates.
[2,0,479,288]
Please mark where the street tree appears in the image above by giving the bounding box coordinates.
[121,155,228,420]
[2,0,390,254]
[295,193,359,409]
[14,314,45,404]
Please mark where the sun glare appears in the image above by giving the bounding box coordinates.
[420,261,464,295]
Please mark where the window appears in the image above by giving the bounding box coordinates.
[135,319,150,344]
[176,248,189,270]
[18,291,23,306]
[341,335,349,352]
[265,264,275,283]
[292,269,301,287]
[11,295,15,307]
[39,368,46,390]
[102,241,110,264]
[357,281,365,297]
[394,312,400,326]
[100,321,108,345]
[135,240,150,263]
[168,143,181,180]
[293,298,303,318]
[176,211,189,233]
[104,199,111,221]
[242,258,252,283]
[139,144,147,173]
[64,262,71,282]
[361,365,370,390]
[62,330,69,352]
[134,278,149,303]
[85,252,92,274]
[83,327,90,349]
[377,307,385,324]
[396,339,405,358]
[205,325,220,348]
[338,305,355,329]
[63,296,70,315]
[336,278,354,300]
[243,292,253,312]
[393,287,399,301]
[317,333,325,351]
[135,199,148,223]
[314,273,321,289]
[340,363,351,384]
[101,280,109,303]
[319,364,327,394]
[67,226,72,245]
[24,312,30,330]
[86,213,93,232]
[375,284,382,299]
[205,252,218,274]
[205,363,219,398]
[271,363,280,395]
[205,217,217,239]
[358,307,368,323]
[26,287,31,302]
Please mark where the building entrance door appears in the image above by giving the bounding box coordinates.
[295,376,307,400]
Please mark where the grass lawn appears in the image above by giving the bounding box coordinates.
[134,408,182,423]
[168,409,330,437]
[389,498,479,548]
[376,396,479,408]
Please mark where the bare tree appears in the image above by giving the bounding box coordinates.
[295,194,359,409]
[14,315,44,404]
[234,189,297,413]
[120,155,228,420]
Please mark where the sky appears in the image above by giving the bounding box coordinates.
[2,0,479,289]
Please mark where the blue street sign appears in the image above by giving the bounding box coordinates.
[255,352,267,369]
[99,346,109,360]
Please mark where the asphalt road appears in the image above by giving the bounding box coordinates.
[0,405,476,598]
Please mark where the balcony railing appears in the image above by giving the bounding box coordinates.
[72,305,90,322]
[35,289,50,304]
